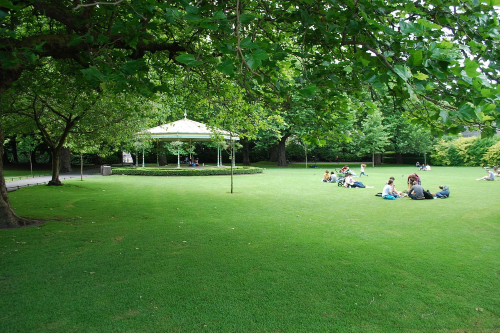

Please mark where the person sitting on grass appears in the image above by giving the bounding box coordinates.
[434,185,450,198]
[329,171,338,183]
[408,181,425,200]
[382,179,398,200]
[477,169,495,181]
[388,177,407,198]
[322,170,331,182]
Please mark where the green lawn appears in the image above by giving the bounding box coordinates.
[1,164,499,332]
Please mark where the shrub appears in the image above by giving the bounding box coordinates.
[482,141,500,166]
[452,137,476,166]
[469,136,499,166]
[111,166,264,176]
[431,139,453,166]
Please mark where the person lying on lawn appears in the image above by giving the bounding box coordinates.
[344,173,366,188]
[434,185,450,198]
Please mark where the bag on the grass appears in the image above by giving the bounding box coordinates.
[423,190,434,199]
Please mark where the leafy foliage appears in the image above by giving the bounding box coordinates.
[431,135,500,166]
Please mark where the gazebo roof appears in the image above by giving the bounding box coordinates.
[142,118,239,142]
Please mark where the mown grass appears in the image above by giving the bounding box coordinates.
[1,164,499,332]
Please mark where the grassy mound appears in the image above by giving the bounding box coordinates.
[111,166,264,176]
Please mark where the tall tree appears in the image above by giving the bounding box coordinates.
[358,110,391,167]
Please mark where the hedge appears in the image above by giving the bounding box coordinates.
[111,166,264,176]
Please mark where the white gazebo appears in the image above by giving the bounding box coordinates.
[138,116,239,168]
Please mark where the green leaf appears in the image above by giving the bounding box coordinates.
[299,84,319,97]
[394,65,412,81]
[175,53,202,66]
[365,101,377,110]
[344,65,352,73]
[438,40,454,49]
[212,10,226,20]
[68,35,84,46]
[245,49,268,70]
[81,66,106,83]
[0,0,14,9]
[400,21,424,35]
[216,59,234,75]
[239,13,255,25]
[481,89,495,98]
[97,34,110,44]
[416,18,442,30]
[121,60,147,75]
[409,50,423,66]
[413,71,429,80]
[240,38,258,49]
[464,59,480,77]
[458,103,477,120]
[439,109,450,124]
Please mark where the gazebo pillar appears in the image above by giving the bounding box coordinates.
[177,148,181,168]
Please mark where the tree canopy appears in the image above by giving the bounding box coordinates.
[1,0,500,227]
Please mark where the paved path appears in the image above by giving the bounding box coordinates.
[5,169,102,192]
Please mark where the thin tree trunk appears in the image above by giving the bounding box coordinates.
[80,153,83,181]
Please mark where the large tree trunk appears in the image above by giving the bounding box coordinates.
[277,134,290,167]
[240,138,251,166]
[157,143,167,166]
[0,124,40,228]
[396,152,403,164]
[48,147,63,186]
[59,147,72,173]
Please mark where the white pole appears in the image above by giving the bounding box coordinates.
[142,149,145,168]
[177,148,180,168]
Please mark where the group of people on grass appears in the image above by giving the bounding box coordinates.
[322,165,451,199]
[323,163,498,199]
[382,173,450,200]
[321,164,371,188]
